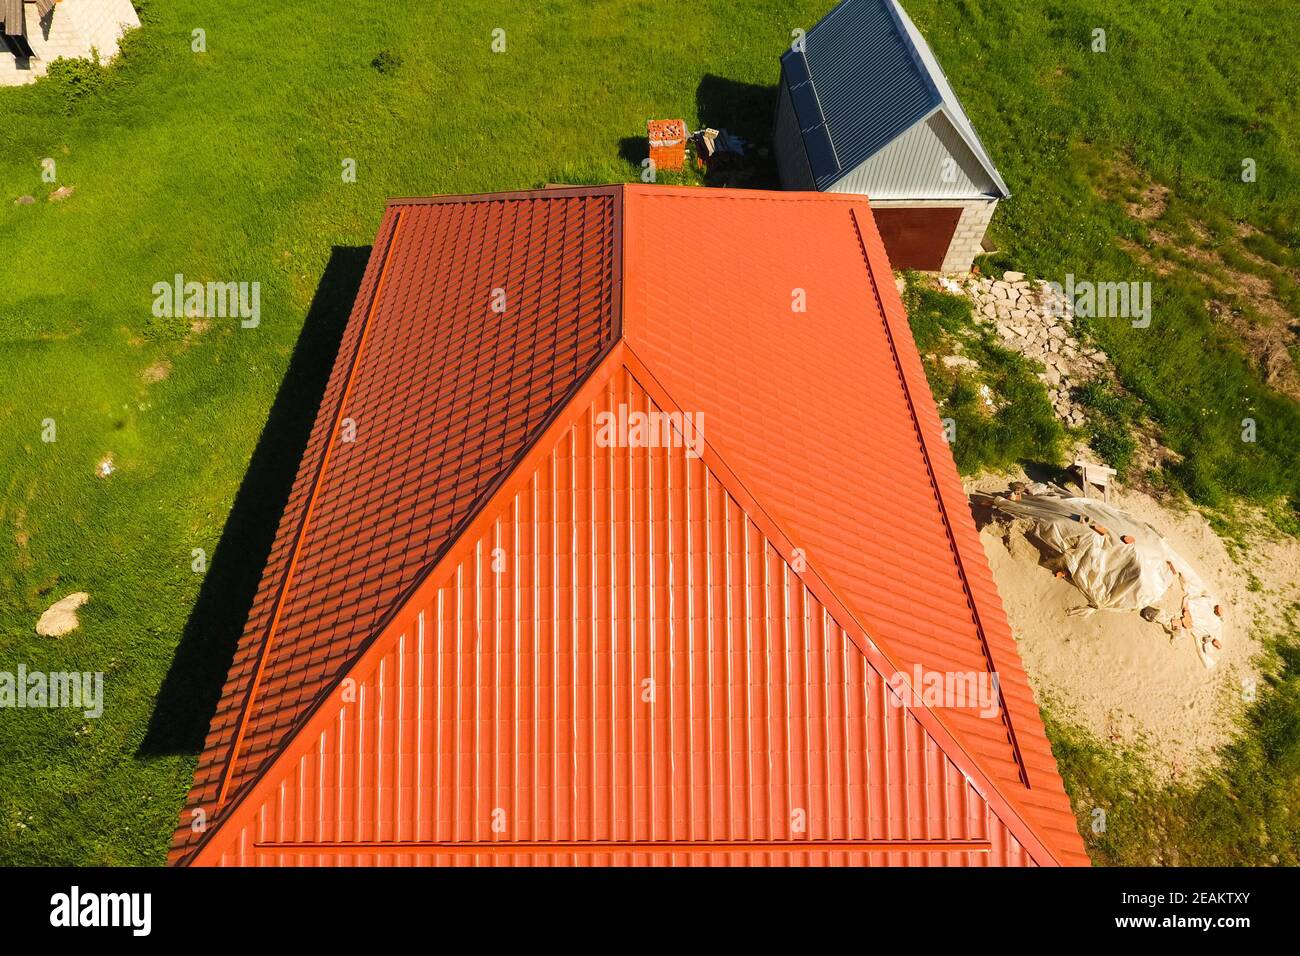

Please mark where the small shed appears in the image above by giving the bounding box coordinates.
[774,0,1010,272]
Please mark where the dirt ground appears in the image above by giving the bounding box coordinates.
[969,471,1300,781]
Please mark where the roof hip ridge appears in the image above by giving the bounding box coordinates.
[848,205,1030,789]
[619,344,1064,866]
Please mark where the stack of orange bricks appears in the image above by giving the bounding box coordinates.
[647,119,687,172]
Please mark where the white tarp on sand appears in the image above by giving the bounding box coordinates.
[978,483,1224,667]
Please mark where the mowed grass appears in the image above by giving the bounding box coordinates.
[0,0,827,866]
[0,1,1296,865]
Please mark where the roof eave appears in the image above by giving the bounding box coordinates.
[936,104,1011,199]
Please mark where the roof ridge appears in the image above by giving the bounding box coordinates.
[387,185,623,207]
[627,184,875,203]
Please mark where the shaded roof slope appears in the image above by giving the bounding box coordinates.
[173,184,1084,866]
[171,188,621,860]
[781,0,1010,196]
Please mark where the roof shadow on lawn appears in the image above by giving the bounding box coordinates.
[137,246,372,758]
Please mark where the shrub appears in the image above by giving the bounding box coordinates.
[42,52,108,114]
[371,50,403,74]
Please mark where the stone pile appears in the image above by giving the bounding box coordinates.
[955,271,1111,427]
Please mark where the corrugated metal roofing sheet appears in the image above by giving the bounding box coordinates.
[170,188,621,862]
[781,0,1009,197]
[890,0,1009,197]
[622,186,1083,863]
[187,365,1035,867]
[173,184,1085,866]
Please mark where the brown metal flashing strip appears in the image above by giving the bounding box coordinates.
[386,184,624,207]
[849,207,1030,789]
[255,839,993,855]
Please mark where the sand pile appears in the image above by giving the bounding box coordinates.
[971,473,1300,779]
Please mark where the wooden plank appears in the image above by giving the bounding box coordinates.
[1,0,24,38]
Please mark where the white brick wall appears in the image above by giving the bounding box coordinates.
[867,197,998,274]
[943,199,997,273]
[1,0,139,86]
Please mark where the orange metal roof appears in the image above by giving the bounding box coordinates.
[170,188,621,861]
[172,185,1087,866]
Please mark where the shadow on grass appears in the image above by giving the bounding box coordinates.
[137,246,370,758]
[695,73,780,188]
[611,75,781,186]
[616,135,647,176]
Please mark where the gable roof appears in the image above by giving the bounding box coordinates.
[781,0,1010,197]
[171,184,1084,866]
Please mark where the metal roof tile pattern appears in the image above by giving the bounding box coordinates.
[782,0,1009,196]
[174,184,1085,866]
[189,366,1034,867]
[171,188,620,862]
[621,184,1085,864]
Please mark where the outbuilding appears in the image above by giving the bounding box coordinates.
[1,0,138,86]
[774,0,1010,272]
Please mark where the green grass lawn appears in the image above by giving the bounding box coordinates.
[0,0,1296,865]
[902,273,1066,473]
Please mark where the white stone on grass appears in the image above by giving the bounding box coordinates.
[37,593,90,638]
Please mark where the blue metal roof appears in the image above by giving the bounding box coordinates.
[781,0,1009,196]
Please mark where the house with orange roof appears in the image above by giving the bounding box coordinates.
[171,184,1087,867]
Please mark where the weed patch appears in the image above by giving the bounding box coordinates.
[904,274,1063,474]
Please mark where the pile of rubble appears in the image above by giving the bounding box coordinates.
[949,271,1111,427]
